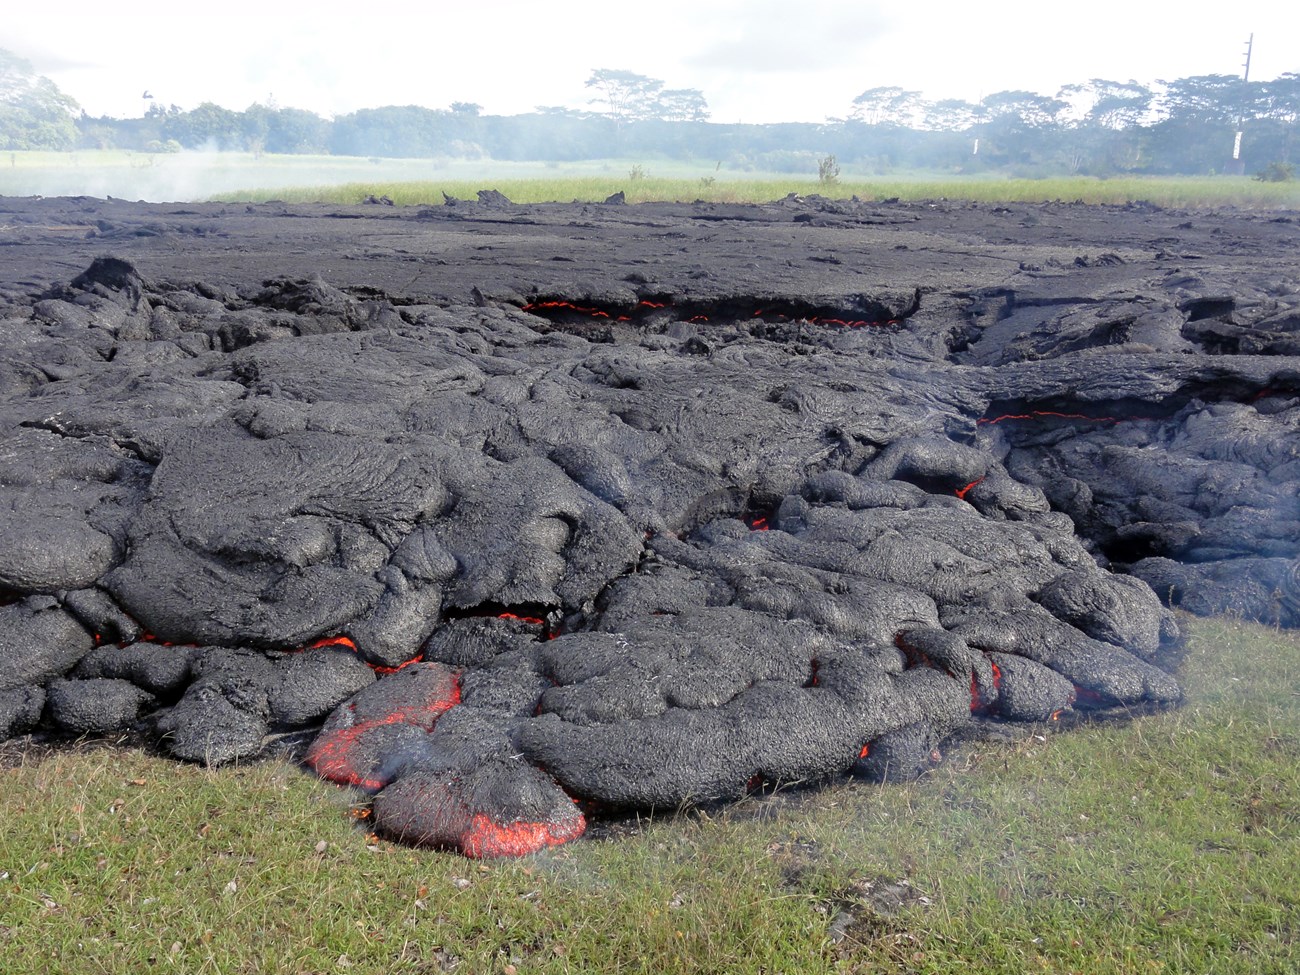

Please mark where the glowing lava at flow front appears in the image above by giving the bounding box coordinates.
[461,812,587,858]
[305,667,463,791]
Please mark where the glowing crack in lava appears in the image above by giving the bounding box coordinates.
[305,664,462,791]
[520,295,900,330]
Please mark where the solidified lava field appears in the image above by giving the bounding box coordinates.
[1,192,1297,857]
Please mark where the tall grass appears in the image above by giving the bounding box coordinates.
[214,174,1300,209]
[3,150,1298,207]
[1,614,1297,974]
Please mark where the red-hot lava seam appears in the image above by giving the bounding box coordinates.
[300,634,425,674]
[520,298,897,329]
[442,605,557,638]
[521,300,617,319]
[969,662,1003,713]
[497,611,545,626]
[954,477,985,501]
[304,670,462,791]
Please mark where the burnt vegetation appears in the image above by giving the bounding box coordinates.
[0,192,1297,857]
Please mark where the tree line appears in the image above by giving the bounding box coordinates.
[3,51,1296,178]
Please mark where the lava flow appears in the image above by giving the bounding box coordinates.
[304,664,463,791]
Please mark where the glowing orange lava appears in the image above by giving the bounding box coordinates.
[521,299,611,318]
[308,634,357,651]
[371,655,425,675]
[461,811,587,859]
[305,670,462,791]
[498,612,545,626]
[954,477,985,500]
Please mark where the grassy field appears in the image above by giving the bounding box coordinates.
[215,174,1300,210]
[2,150,1299,208]
[1,614,1296,974]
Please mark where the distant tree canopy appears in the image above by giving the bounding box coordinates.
[0,48,80,150]
[3,51,1297,179]
[585,69,710,124]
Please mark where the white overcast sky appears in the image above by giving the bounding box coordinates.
[6,1,1298,123]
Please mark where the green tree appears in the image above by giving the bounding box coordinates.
[977,89,1067,167]
[162,102,246,150]
[265,107,330,154]
[919,98,982,133]
[1057,79,1154,173]
[0,48,80,150]
[585,69,664,124]
[1063,78,1154,129]
[851,86,923,127]
[654,88,709,122]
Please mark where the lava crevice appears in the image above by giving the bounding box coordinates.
[515,290,920,342]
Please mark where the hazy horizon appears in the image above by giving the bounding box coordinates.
[7,1,1297,124]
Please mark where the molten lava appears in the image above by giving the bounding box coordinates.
[307,634,357,651]
[967,661,1007,715]
[522,299,613,319]
[519,295,897,330]
[305,668,462,791]
[461,811,587,858]
[497,611,545,626]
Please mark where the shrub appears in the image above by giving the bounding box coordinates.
[818,154,840,185]
[1254,161,1295,183]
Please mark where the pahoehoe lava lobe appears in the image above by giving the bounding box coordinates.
[1,194,1297,856]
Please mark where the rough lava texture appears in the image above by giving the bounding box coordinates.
[1,193,1297,856]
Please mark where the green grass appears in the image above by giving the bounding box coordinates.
[215,174,1300,209]
[2,613,1297,974]
[3,150,1299,207]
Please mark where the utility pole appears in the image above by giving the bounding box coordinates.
[1229,33,1253,172]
